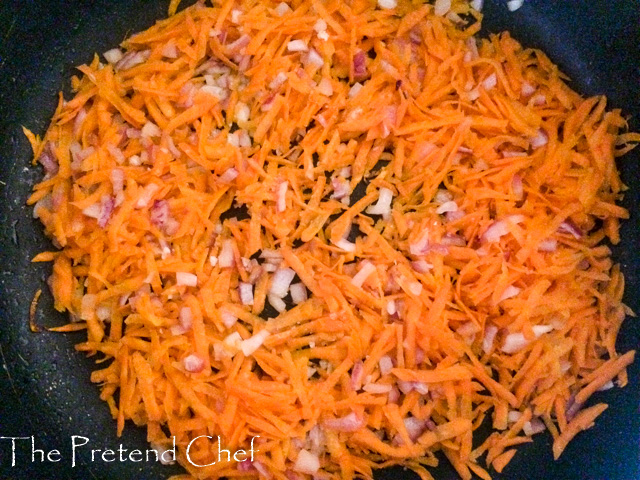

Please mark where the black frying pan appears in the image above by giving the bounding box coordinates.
[0,1,639,479]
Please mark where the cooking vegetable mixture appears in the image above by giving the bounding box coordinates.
[26,0,639,478]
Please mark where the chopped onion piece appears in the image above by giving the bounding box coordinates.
[598,380,615,391]
[482,73,497,90]
[293,449,320,475]
[275,1,292,16]
[218,239,235,268]
[290,283,308,304]
[409,229,430,255]
[482,220,509,243]
[366,187,394,216]
[379,355,394,376]
[532,324,554,337]
[313,19,327,32]
[268,294,287,313]
[531,129,548,149]
[323,412,364,432]
[287,40,308,52]
[408,282,423,296]
[521,81,536,96]
[349,82,363,98]
[482,324,498,353]
[499,285,521,302]
[335,238,356,252]
[435,200,458,214]
[183,354,205,373]
[377,0,397,9]
[363,383,392,394]
[538,239,558,252]
[239,282,254,305]
[523,418,546,436]
[508,410,522,423]
[141,121,162,138]
[221,310,237,329]
[386,300,397,316]
[269,72,288,89]
[411,260,433,273]
[305,49,324,68]
[501,333,529,354]
[277,181,288,212]
[434,0,451,16]
[317,77,333,96]
[270,268,296,297]
[224,332,243,350]
[558,220,583,239]
[507,0,524,11]
[103,48,124,64]
[176,272,198,287]
[470,0,483,11]
[219,167,239,183]
[241,330,270,356]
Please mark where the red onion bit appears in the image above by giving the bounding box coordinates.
[97,195,115,228]
[323,412,365,432]
[350,361,365,391]
[150,200,179,236]
[353,50,368,81]
[558,219,583,239]
[38,143,59,178]
[183,353,205,373]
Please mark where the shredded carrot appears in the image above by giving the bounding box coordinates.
[26,0,637,479]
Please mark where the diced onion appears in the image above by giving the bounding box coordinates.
[141,121,162,138]
[268,294,287,313]
[176,272,198,287]
[290,283,308,304]
[277,181,288,212]
[538,239,558,252]
[239,282,254,305]
[408,282,423,296]
[323,412,364,432]
[531,129,548,149]
[317,77,333,96]
[240,330,270,356]
[287,40,308,52]
[218,239,235,268]
[275,1,292,16]
[218,311,237,330]
[507,0,524,11]
[335,238,356,252]
[363,383,392,394]
[435,200,458,214]
[219,167,239,183]
[434,0,451,16]
[366,187,394,216]
[351,261,376,288]
[499,285,521,302]
[377,0,397,9]
[293,449,320,474]
[103,48,124,64]
[183,354,205,373]
[482,324,498,353]
[379,355,393,375]
[270,268,296,298]
[349,82,363,98]
[482,73,497,90]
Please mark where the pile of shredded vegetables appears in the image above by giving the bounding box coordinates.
[26,0,640,478]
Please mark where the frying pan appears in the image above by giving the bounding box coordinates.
[0,1,638,479]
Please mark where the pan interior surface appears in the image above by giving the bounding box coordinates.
[0,1,638,479]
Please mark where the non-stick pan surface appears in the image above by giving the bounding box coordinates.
[0,1,638,479]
